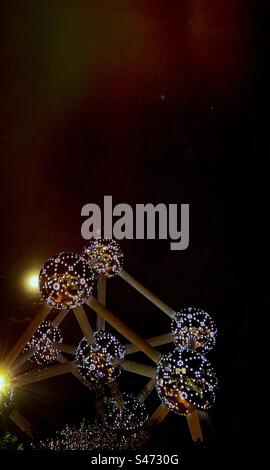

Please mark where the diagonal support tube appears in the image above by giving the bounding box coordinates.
[57,353,93,390]
[148,403,170,426]
[14,361,75,386]
[186,410,203,442]
[86,296,161,363]
[97,273,106,330]
[121,360,156,378]
[52,309,69,327]
[138,379,156,403]
[125,333,174,355]
[9,410,34,438]
[119,270,176,318]
[3,304,52,368]
[73,305,94,344]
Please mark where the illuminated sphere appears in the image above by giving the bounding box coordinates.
[171,307,217,353]
[75,330,125,385]
[39,252,94,309]
[0,370,14,414]
[156,348,218,415]
[24,320,63,367]
[83,239,123,278]
[104,392,148,431]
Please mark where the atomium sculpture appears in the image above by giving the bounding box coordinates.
[1,238,218,444]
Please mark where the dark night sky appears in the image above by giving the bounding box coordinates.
[0,0,268,449]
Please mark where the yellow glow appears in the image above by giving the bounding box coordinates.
[0,370,13,407]
[0,373,8,393]
[24,272,39,292]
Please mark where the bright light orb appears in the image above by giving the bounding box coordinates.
[171,307,217,353]
[156,348,218,415]
[83,239,123,278]
[75,330,125,386]
[0,370,14,414]
[24,320,64,367]
[104,392,148,431]
[39,252,94,309]
[27,274,39,289]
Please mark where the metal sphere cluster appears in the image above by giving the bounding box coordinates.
[75,330,125,385]
[24,320,63,367]
[171,307,217,353]
[83,239,123,278]
[156,348,218,415]
[39,252,94,309]
[104,392,148,431]
[0,370,14,414]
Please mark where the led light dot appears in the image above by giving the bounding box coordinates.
[171,307,217,353]
[156,348,218,415]
[39,252,94,309]
[83,239,123,278]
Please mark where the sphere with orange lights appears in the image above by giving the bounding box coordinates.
[104,392,148,431]
[39,252,94,309]
[75,330,125,386]
[171,307,217,353]
[83,239,123,278]
[24,320,63,367]
[156,348,217,415]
